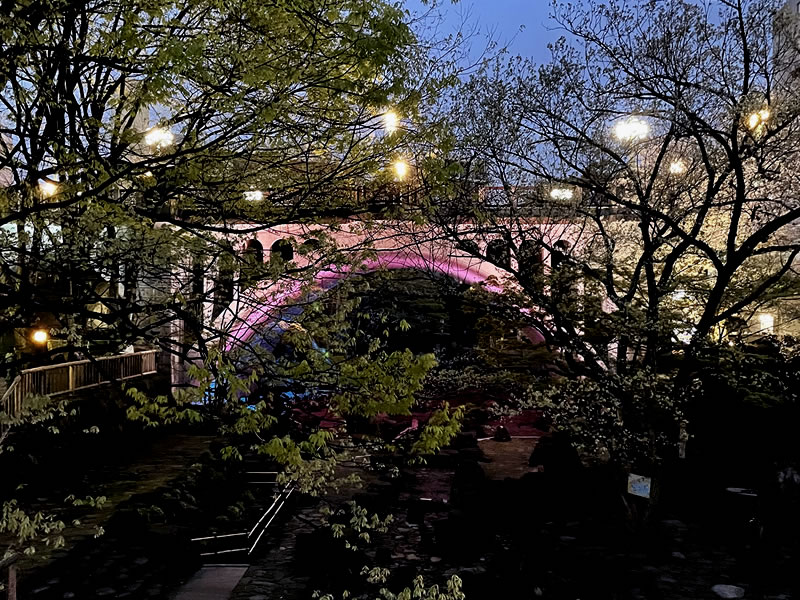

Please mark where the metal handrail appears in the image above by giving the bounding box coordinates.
[193,481,293,559]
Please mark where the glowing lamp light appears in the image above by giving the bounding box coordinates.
[758,313,775,334]
[31,329,49,345]
[393,159,409,180]
[382,110,400,134]
[613,118,650,141]
[747,108,771,131]
[144,127,174,148]
[243,190,264,201]
[550,187,574,201]
[39,180,59,198]
[669,160,687,175]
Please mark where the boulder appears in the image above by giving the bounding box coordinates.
[711,584,745,598]
[493,426,511,442]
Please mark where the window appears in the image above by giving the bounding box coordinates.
[243,239,264,263]
[271,239,294,262]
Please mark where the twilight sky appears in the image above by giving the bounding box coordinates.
[405,0,563,63]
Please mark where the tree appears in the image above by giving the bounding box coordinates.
[430,0,800,382]
[0,0,471,470]
[0,0,478,580]
[0,0,439,368]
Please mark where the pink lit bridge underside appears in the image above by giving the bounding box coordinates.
[223,248,546,350]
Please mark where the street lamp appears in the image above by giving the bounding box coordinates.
[382,110,400,134]
[31,329,49,345]
[38,180,59,198]
[746,108,771,131]
[144,126,174,149]
[392,159,409,181]
[550,187,574,201]
[613,117,650,142]
[758,313,775,334]
[668,159,687,175]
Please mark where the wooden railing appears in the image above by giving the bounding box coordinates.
[1,350,158,434]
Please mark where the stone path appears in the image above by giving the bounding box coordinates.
[478,437,539,480]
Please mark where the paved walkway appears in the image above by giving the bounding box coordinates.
[10,434,215,598]
[478,437,540,480]
[173,566,249,600]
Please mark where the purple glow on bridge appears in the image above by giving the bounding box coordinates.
[225,251,506,349]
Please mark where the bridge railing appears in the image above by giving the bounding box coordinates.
[1,350,158,436]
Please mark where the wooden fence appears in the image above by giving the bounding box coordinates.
[1,350,158,435]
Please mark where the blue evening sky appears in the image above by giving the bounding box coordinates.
[405,0,563,63]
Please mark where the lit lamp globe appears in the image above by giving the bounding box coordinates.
[243,190,264,202]
[144,126,175,149]
[39,180,59,198]
[382,110,400,134]
[613,118,650,142]
[393,159,410,181]
[550,187,574,201]
[746,108,770,131]
[32,329,49,345]
[669,160,687,175]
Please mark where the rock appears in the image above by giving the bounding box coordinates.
[493,426,511,442]
[430,556,442,563]
[134,557,149,565]
[671,551,686,560]
[63,594,75,599]
[528,432,582,473]
[96,588,117,597]
[661,519,687,529]
[559,536,577,542]
[406,553,418,560]
[643,566,659,573]
[712,584,745,599]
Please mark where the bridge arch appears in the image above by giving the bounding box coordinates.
[212,221,575,351]
[224,248,522,349]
